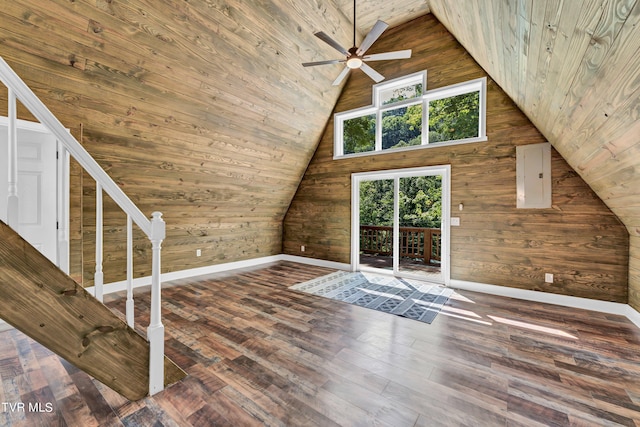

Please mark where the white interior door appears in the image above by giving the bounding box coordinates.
[0,120,59,264]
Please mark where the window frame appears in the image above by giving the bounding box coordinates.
[334,72,487,159]
[373,70,426,106]
[333,105,378,156]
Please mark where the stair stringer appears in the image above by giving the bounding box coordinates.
[0,221,185,401]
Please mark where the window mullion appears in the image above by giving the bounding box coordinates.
[375,109,382,152]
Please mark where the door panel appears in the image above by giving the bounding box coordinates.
[359,179,394,271]
[353,166,450,284]
[0,124,58,264]
[397,175,442,281]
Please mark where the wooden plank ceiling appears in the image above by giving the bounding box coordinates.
[2,1,640,303]
[427,0,640,307]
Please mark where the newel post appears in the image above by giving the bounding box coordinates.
[148,211,165,396]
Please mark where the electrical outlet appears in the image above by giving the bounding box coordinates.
[451,217,461,226]
[545,273,553,283]
[301,245,305,252]
[196,249,202,257]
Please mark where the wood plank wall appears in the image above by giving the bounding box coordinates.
[0,0,354,286]
[632,236,640,309]
[427,1,640,311]
[283,14,629,302]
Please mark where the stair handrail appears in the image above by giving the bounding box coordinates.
[0,57,152,236]
[0,56,165,396]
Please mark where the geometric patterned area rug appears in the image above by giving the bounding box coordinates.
[289,271,453,324]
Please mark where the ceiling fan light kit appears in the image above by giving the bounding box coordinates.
[346,57,363,69]
[302,0,412,85]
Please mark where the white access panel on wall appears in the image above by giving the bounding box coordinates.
[516,142,551,208]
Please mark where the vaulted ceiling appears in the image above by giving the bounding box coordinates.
[1,1,639,296]
[338,0,640,228]
[424,0,640,304]
[312,0,640,235]
[306,0,640,302]
[429,0,640,232]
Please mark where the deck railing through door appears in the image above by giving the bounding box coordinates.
[0,56,166,396]
[360,225,441,265]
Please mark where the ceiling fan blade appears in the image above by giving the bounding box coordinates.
[302,59,345,67]
[314,31,349,56]
[332,66,351,86]
[363,49,412,61]
[360,63,385,83]
[356,20,389,56]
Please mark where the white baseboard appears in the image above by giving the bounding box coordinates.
[86,254,351,296]
[449,279,640,327]
[278,254,351,271]
[87,255,283,295]
[83,254,640,329]
[623,305,640,328]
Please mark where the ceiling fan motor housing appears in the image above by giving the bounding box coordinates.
[346,47,363,69]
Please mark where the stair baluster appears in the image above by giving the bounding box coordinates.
[57,146,70,274]
[126,215,135,327]
[95,182,104,302]
[6,88,18,229]
[0,56,167,396]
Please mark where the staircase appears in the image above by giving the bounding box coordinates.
[0,56,186,399]
[0,221,185,400]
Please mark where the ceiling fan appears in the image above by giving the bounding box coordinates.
[302,0,412,86]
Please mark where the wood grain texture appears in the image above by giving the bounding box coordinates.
[0,0,355,286]
[1,0,636,305]
[428,0,640,308]
[0,221,185,401]
[283,14,629,302]
[334,0,430,36]
[2,261,640,425]
[630,235,640,312]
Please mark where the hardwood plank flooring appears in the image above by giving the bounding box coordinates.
[2,261,640,426]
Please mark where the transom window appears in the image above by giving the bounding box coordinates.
[334,71,487,159]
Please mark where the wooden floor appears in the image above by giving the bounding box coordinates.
[2,261,640,426]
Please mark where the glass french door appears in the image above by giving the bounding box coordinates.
[352,166,450,284]
[358,178,395,272]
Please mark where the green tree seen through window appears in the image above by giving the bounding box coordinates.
[359,176,442,229]
[343,114,376,154]
[429,91,479,143]
[342,84,481,153]
[382,104,422,149]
